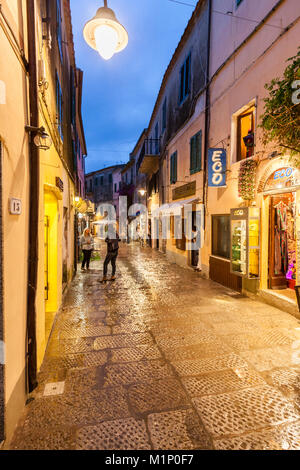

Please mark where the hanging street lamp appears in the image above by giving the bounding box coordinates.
[25,125,52,151]
[83,0,128,60]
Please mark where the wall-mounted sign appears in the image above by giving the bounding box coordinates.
[208,149,227,187]
[264,167,300,192]
[173,181,196,201]
[9,198,22,215]
[56,177,64,192]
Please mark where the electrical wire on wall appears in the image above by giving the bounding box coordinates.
[166,0,196,7]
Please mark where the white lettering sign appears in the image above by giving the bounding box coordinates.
[212,150,223,185]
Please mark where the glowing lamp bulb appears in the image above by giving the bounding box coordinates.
[94,24,118,60]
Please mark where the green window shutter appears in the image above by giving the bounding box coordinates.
[190,136,196,174]
[190,132,202,174]
[196,131,202,171]
[170,152,177,184]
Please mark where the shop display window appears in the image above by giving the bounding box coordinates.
[212,215,230,259]
[230,207,260,278]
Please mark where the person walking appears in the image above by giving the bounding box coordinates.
[80,227,94,271]
[102,231,120,281]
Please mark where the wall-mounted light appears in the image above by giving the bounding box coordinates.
[83,0,128,60]
[25,125,52,151]
[138,189,146,197]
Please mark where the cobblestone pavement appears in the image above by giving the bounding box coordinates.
[10,244,300,450]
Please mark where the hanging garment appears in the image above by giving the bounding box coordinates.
[274,204,289,276]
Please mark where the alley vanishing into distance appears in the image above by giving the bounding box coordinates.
[10,244,300,450]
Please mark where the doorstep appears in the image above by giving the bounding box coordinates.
[257,288,300,319]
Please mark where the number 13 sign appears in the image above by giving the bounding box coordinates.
[9,198,22,215]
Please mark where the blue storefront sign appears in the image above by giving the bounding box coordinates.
[208,148,227,187]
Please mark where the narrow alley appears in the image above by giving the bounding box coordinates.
[9,244,300,451]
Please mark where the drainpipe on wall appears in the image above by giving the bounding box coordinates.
[203,0,212,229]
[26,0,38,393]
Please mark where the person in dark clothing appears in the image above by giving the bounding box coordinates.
[102,232,120,281]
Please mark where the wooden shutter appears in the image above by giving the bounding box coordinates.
[185,54,191,96]
[174,152,177,183]
[179,65,184,103]
[190,136,196,173]
[196,131,202,171]
[56,0,63,60]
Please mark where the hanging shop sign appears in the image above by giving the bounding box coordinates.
[208,149,227,187]
[264,167,300,193]
[55,177,64,192]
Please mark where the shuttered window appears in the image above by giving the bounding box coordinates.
[56,0,63,61]
[179,53,191,103]
[170,151,177,185]
[162,98,167,132]
[56,72,63,140]
[190,131,202,175]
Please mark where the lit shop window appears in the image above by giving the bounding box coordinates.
[237,106,255,161]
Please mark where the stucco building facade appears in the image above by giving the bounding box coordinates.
[132,0,300,314]
[0,0,86,446]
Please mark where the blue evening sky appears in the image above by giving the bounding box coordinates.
[70,0,196,173]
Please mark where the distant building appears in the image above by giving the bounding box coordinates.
[85,164,125,219]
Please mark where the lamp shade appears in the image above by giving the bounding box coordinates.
[83,6,128,60]
[33,130,52,150]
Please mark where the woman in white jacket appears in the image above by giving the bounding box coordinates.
[80,228,94,271]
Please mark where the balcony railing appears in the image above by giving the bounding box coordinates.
[137,138,161,172]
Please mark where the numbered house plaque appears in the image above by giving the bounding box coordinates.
[9,198,22,215]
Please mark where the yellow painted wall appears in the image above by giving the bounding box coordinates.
[0,0,29,443]
[34,3,75,370]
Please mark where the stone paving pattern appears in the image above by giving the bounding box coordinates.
[10,244,300,450]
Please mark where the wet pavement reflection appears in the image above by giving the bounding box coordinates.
[10,243,300,450]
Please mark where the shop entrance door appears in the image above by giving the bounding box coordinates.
[44,216,49,301]
[269,193,296,289]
